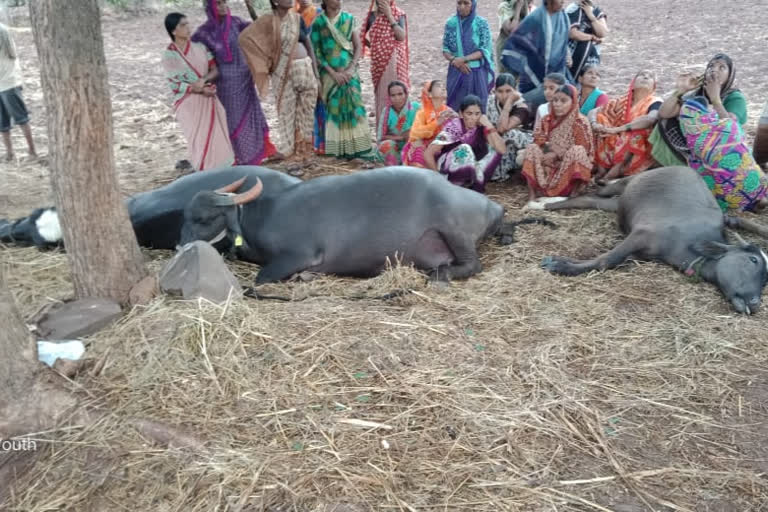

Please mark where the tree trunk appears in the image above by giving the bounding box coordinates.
[0,265,77,440]
[29,0,147,303]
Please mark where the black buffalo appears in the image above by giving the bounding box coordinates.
[541,166,768,314]
[1,166,546,283]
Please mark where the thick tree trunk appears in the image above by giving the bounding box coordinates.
[29,0,146,303]
[0,265,76,440]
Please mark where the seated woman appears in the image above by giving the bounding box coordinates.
[650,53,748,167]
[377,81,420,165]
[161,13,235,171]
[679,97,768,212]
[534,72,567,126]
[590,69,661,182]
[401,80,455,167]
[522,84,594,202]
[486,73,532,182]
[577,64,609,115]
[424,95,507,193]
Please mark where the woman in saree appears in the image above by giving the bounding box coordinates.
[239,0,319,160]
[401,80,456,168]
[650,53,748,167]
[442,0,495,113]
[245,0,272,19]
[577,64,608,115]
[522,84,594,203]
[162,13,234,171]
[486,73,532,182]
[679,97,767,213]
[377,81,419,165]
[589,69,661,182]
[424,95,507,194]
[361,0,409,128]
[311,0,374,159]
[193,0,277,166]
[565,0,608,79]
[495,0,533,75]
[295,0,321,28]
[501,0,570,111]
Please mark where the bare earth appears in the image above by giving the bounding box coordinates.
[1,1,768,511]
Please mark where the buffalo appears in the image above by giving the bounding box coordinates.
[540,166,768,314]
[1,166,546,283]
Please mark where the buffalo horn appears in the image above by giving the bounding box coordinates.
[730,230,749,247]
[215,177,247,194]
[232,178,263,206]
[212,193,236,207]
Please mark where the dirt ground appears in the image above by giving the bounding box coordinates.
[2,1,768,510]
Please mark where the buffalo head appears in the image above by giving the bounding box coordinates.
[692,235,768,315]
[179,177,263,250]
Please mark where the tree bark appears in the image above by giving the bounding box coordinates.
[29,0,147,303]
[0,265,77,440]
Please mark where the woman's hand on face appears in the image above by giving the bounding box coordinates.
[675,72,700,94]
[704,72,723,103]
[479,114,493,129]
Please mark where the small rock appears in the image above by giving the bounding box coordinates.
[35,298,122,340]
[159,241,242,304]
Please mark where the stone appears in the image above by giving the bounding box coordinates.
[35,298,122,340]
[159,241,242,304]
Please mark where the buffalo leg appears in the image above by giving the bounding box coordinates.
[545,196,619,212]
[596,177,632,197]
[429,231,482,282]
[542,234,643,276]
[254,253,312,284]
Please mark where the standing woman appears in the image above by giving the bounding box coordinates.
[501,0,570,111]
[193,0,278,166]
[239,0,319,160]
[162,13,235,171]
[442,0,495,113]
[522,84,594,202]
[495,0,532,75]
[295,0,322,27]
[565,0,608,79]
[362,0,409,128]
[311,0,374,159]
[424,95,507,193]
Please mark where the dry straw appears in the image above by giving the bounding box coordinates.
[2,181,768,510]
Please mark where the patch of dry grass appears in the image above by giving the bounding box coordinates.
[3,198,768,511]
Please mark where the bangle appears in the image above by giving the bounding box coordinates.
[484,126,497,136]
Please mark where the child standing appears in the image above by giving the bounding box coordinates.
[0,23,37,163]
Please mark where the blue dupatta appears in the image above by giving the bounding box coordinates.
[500,0,570,93]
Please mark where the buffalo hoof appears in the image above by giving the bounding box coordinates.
[428,266,453,283]
[541,256,579,276]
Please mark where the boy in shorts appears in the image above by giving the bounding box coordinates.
[0,23,37,162]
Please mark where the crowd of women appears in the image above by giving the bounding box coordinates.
[161,0,767,214]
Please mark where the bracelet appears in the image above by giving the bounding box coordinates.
[484,126,497,136]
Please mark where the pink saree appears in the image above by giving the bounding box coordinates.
[162,41,235,170]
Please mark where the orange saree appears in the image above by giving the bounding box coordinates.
[595,79,661,175]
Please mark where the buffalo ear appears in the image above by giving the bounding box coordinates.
[691,240,731,259]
